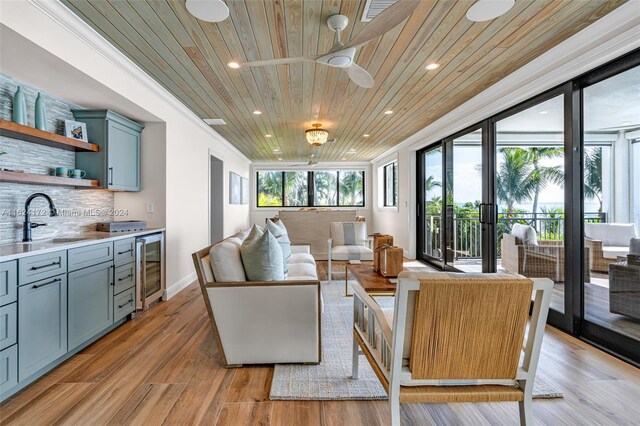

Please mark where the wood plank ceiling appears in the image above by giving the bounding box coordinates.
[62,0,625,162]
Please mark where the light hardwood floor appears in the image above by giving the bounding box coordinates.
[1,261,639,425]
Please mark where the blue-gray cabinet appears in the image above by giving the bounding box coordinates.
[18,274,67,380]
[73,109,143,192]
[68,262,114,351]
[0,303,17,351]
[0,261,17,307]
[0,345,18,394]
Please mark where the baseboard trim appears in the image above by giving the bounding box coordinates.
[165,272,196,300]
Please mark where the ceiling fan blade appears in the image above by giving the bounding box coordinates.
[346,63,374,88]
[342,0,421,50]
[240,56,317,68]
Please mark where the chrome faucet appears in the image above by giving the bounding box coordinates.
[23,193,58,242]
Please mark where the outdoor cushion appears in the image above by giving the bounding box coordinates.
[585,223,637,246]
[240,230,285,281]
[209,239,246,282]
[331,222,368,246]
[602,246,630,259]
[511,223,538,245]
[330,245,374,261]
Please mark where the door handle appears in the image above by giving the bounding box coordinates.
[117,249,133,255]
[108,167,114,186]
[118,274,133,282]
[32,277,61,289]
[118,299,134,309]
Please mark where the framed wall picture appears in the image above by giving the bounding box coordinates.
[241,177,249,204]
[230,172,242,204]
[64,119,88,142]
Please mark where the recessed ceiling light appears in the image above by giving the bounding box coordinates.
[363,134,370,137]
[539,111,548,115]
[384,110,393,115]
[253,110,262,115]
[425,63,440,70]
[265,134,272,137]
[347,149,357,154]
[466,0,515,22]
[278,157,283,161]
[273,149,281,153]
[185,0,229,23]
[342,157,347,161]
[227,62,240,69]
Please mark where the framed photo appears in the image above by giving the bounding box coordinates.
[241,177,249,204]
[64,120,88,142]
[230,172,242,204]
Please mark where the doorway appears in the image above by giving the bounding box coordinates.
[209,155,224,244]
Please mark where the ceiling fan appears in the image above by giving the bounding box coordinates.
[234,1,420,89]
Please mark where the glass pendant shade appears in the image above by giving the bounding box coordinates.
[306,123,329,147]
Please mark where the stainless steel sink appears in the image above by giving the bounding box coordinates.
[51,238,88,243]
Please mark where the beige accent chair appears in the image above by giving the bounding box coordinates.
[192,233,321,367]
[585,223,638,273]
[327,222,374,280]
[352,271,552,426]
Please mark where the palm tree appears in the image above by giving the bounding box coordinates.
[339,171,363,205]
[496,148,537,218]
[527,147,564,220]
[258,171,282,206]
[584,147,603,213]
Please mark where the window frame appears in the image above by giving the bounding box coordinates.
[382,161,398,207]
[256,170,365,208]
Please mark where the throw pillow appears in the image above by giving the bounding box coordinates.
[243,224,263,246]
[266,219,292,273]
[511,223,538,246]
[240,229,285,281]
[209,239,246,282]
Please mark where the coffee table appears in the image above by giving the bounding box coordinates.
[345,262,398,297]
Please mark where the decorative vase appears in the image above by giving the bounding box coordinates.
[12,86,27,125]
[34,93,47,131]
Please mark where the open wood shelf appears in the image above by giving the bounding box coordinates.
[0,119,99,152]
[0,170,99,188]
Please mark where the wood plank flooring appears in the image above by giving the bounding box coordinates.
[2,261,640,425]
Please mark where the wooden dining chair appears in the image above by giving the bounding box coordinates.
[352,271,553,426]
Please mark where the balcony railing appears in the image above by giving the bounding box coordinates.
[423,212,607,259]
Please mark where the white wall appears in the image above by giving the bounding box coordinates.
[250,162,372,227]
[0,1,251,295]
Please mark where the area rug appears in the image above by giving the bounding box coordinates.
[269,280,563,400]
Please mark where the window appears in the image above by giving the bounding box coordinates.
[256,170,365,207]
[383,161,397,207]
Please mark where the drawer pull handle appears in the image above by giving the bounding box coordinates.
[32,278,61,289]
[30,261,61,271]
[118,274,133,282]
[117,249,133,255]
[118,299,133,308]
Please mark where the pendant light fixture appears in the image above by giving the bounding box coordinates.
[305,123,329,147]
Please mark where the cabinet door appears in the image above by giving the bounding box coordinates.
[18,275,67,380]
[0,261,17,307]
[68,262,114,351]
[107,120,140,191]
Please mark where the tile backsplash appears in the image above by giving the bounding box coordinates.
[0,73,115,242]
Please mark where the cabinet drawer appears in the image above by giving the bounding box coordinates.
[114,238,135,267]
[68,242,113,272]
[0,303,17,350]
[18,251,67,285]
[0,345,18,394]
[0,261,17,306]
[114,288,135,322]
[114,263,135,295]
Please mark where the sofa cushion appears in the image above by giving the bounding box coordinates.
[286,263,318,281]
[289,253,316,265]
[209,239,246,282]
[331,245,374,261]
[240,230,285,281]
[602,246,630,260]
[331,222,368,246]
[585,223,637,247]
[266,220,292,274]
[511,223,538,246]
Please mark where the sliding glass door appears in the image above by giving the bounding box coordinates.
[418,146,444,264]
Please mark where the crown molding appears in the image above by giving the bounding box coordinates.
[371,1,640,164]
[27,0,251,164]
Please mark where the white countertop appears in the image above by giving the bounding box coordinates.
[0,228,165,262]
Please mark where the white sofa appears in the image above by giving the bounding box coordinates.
[192,229,321,367]
[585,223,638,272]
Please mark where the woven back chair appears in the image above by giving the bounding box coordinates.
[352,272,552,426]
